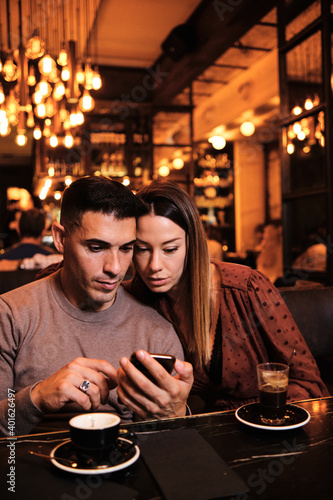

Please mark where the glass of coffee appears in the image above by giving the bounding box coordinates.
[257,362,289,425]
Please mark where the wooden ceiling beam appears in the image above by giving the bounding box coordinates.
[151,0,277,106]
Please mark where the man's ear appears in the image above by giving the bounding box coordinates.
[52,222,66,254]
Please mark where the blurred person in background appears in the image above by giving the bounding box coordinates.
[0,208,57,261]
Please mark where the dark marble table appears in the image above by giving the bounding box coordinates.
[0,397,332,500]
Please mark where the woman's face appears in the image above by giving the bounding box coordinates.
[134,213,187,296]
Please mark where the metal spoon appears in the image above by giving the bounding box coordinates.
[287,349,296,366]
[29,450,78,467]
[29,450,112,469]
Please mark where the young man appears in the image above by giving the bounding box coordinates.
[0,176,193,436]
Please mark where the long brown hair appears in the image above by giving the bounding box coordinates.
[134,180,211,366]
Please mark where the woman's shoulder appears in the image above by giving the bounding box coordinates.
[213,261,268,292]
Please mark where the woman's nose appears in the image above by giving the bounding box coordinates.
[149,252,162,272]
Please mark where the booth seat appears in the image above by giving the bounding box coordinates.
[280,286,333,394]
[0,270,39,294]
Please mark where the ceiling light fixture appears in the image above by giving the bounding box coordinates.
[208,135,226,150]
[0,0,102,150]
[240,121,255,137]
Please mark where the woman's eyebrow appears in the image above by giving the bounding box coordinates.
[136,237,182,245]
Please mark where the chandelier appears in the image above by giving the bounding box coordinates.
[0,0,102,148]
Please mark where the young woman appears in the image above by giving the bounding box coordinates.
[124,180,328,412]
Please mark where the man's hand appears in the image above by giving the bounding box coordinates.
[31,357,118,413]
[116,350,194,420]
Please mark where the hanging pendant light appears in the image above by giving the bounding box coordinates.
[61,65,70,81]
[92,67,102,90]
[84,60,94,90]
[79,89,95,112]
[3,54,18,81]
[75,60,85,84]
[25,33,45,59]
[0,83,5,104]
[64,131,74,148]
[49,134,58,147]
[27,65,36,86]
[33,124,42,140]
[57,48,68,67]
[38,54,56,78]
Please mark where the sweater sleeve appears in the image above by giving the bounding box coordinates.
[246,270,329,401]
[0,299,44,436]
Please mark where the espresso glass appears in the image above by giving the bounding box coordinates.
[257,363,289,425]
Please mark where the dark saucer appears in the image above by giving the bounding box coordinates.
[235,403,311,430]
[50,437,140,474]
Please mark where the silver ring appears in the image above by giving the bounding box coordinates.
[79,380,91,393]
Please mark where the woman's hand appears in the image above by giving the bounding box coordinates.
[116,350,194,419]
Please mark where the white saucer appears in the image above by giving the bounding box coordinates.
[50,437,140,475]
[235,403,311,431]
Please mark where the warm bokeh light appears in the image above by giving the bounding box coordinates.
[240,121,255,137]
[172,157,184,169]
[158,165,170,177]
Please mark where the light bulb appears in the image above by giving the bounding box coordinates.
[37,79,51,97]
[26,111,35,128]
[57,49,67,67]
[49,134,58,147]
[35,103,46,118]
[61,66,70,82]
[53,80,65,98]
[76,110,84,125]
[75,61,85,84]
[64,132,74,148]
[3,57,18,82]
[79,90,95,112]
[122,176,130,186]
[33,126,42,140]
[43,125,51,137]
[158,165,170,177]
[84,61,94,90]
[38,54,56,77]
[16,134,27,146]
[293,122,302,134]
[92,68,102,90]
[0,84,5,104]
[27,66,36,86]
[26,36,45,59]
[0,109,7,123]
[304,98,313,110]
[0,121,10,136]
[45,98,57,117]
[32,91,43,105]
[211,136,226,150]
[69,112,78,127]
[172,158,184,169]
[292,105,302,115]
[240,121,255,137]
[59,106,69,123]
[287,143,295,154]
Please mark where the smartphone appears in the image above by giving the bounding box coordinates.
[130,353,176,383]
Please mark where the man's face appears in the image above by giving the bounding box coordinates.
[59,211,136,311]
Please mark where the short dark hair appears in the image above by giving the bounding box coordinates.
[60,176,146,230]
[19,209,46,238]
